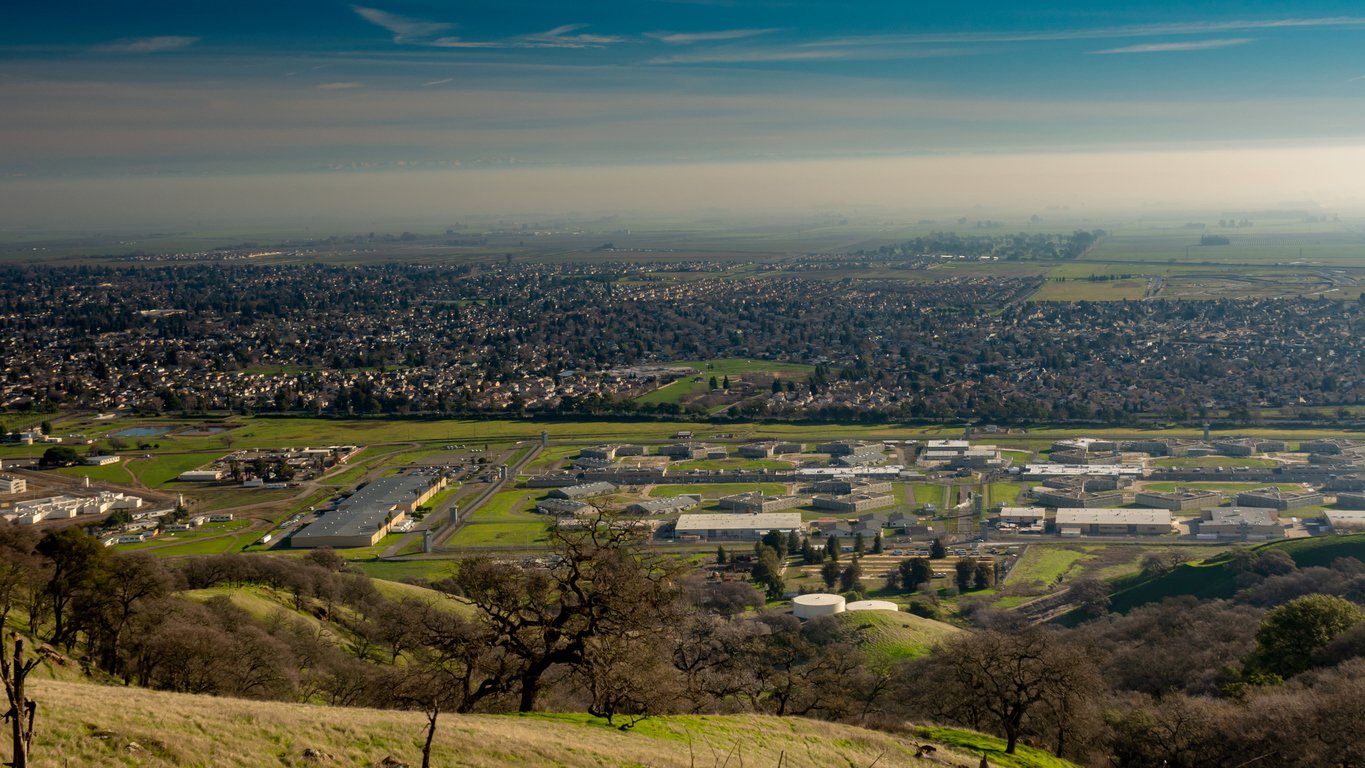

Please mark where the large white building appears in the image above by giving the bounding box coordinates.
[12,491,143,524]
[1054,508,1173,536]
[674,512,802,540]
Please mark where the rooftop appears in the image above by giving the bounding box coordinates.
[293,474,431,543]
[1055,508,1173,526]
[675,512,802,532]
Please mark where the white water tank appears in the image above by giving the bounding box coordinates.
[792,593,846,619]
[844,600,899,613]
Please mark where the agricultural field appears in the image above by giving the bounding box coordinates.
[1006,542,1228,595]
[351,559,456,582]
[1031,277,1148,302]
[1153,456,1279,468]
[525,446,578,471]
[128,453,218,487]
[632,358,814,406]
[470,488,542,521]
[985,483,1025,508]
[446,520,550,548]
[114,520,252,552]
[140,537,243,557]
[912,484,952,507]
[55,462,136,484]
[649,483,787,499]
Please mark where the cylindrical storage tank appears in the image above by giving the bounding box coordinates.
[844,600,899,613]
[792,593,846,619]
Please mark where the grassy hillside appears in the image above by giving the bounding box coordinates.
[25,679,1078,768]
[1064,533,1365,622]
[836,609,961,661]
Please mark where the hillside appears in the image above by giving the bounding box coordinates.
[835,608,961,661]
[1057,533,1365,623]
[26,679,1078,768]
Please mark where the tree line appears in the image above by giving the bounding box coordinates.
[4,520,1365,766]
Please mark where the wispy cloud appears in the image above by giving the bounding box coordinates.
[1091,38,1255,54]
[431,24,624,49]
[423,78,454,86]
[649,28,784,45]
[351,6,453,43]
[318,82,363,89]
[96,36,198,53]
[804,16,1365,47]
[649,46,973,65]
[650,49,844,64]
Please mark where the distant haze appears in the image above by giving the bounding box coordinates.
[4,145,1365,229]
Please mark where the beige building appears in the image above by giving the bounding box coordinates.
[1055,508,1173,536]
[717,491,804,514]
[1236,487,1324,512]
[1192,507,1286,538]
[738,441,801,458]
[1335,492,1365,510]
[1135,488,1222,511]
[1038,488,1126,509]
[811,478,892,495]
[813,493,894,513]
[1324,510,1365,532]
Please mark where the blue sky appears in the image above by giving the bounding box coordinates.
[3,1,1365,222]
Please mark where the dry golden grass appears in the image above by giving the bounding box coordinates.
[24,679,1071,768]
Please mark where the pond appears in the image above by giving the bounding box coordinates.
[113,427,172,437]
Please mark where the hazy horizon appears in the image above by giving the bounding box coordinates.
[6,1,1365,228]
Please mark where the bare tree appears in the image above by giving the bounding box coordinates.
[456,511,684,711]
[1,633,38,768]
[927,627,1096,754]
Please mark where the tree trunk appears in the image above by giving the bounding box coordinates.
[3,635,37,768]
[518,672,540,712]
[1005,731,1017,755]
[421,704,439,768]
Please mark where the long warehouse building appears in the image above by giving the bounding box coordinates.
[673,512,802,541]
[292,474,446,548]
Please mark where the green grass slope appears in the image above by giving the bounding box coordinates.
[27,679,1078,768]
[836,609,961,661]
[1065,533,1365,622]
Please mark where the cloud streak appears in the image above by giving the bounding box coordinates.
[351,6,453,42]
[804,16,1365,47]
[649,45,975,65]
[649,28,784,45]
[96,36,199,53]
[1091,38,1255,54]
[431,24,624,49]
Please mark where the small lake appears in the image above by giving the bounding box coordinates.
[113,427,172,437]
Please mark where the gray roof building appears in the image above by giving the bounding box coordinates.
[674,512,802,539]
[1190,507,1285,538]
[292,475,444,548]
[626,495,701,515]
[549,482,617,500]
[1235,487,1324,511]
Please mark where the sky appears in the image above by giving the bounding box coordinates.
[4,1,1365,225]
